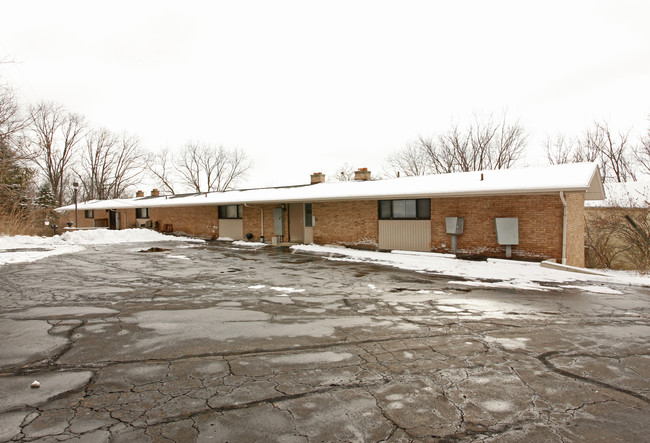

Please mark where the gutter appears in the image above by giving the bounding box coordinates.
[560,191,567,265]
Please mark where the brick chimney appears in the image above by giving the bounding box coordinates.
[136,190,144,197]
[354,168,371,181]
[151,189,160,197]
[310,172,326,184]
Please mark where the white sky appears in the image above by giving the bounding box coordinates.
[1,0,649,189]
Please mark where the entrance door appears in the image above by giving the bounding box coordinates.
[289,203,304,243]
[109,210,120,230]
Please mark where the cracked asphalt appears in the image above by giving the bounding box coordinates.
[0,241,649,442]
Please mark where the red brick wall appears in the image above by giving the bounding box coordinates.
[312,200,378,247]
[242,204,288,242]
[430,193,577,263]
[149,206,219,238]
[60,192,586,266]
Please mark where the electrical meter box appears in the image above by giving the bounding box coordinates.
[495,217,519,245]
[445,217,464,235]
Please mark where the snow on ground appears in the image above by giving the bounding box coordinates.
[290,244,650,290]
[232,240,268,249]
[0,229,203,266]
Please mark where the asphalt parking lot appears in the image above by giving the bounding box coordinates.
[0,241,649,442]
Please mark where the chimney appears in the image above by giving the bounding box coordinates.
[354,168,371,181]
[311,172,326,184]
[136,190,144,197]
[151,189,160,197]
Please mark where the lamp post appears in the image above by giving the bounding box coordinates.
[72,182,79,227]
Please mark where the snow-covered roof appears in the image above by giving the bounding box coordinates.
[56,162,605,212]
[585,181,650,208]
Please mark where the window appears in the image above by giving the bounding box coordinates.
[378,199,430,220]
[136,208,149,219]
[218,205,243,219]
[84,210,94,219]
[305,203,313,227]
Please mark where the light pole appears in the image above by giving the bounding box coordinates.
[73,182,79,227]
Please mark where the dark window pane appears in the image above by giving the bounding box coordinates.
[305,203,313,227]
[404,200,416,218]
[379,201,391,219]
[226,205,238,218]
[417,199,430,219]
[237,205,243,219]
[392,200,406,218]
[85,210,94,219]
[136,208,149,219]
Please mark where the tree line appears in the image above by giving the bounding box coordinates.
[0,82,251,212]
[2,72,649,235]
[379,111,650,183]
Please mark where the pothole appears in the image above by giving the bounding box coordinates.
[139,247,171,253]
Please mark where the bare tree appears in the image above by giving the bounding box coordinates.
[0,84,27,147]
[386,112,527,176]
[636,119,650,176]
[27,102,85,206]
[77,129,144,200]
[331,163,356,181]
[383,141,432,177]
[175,141,250,193]
[580,121,636,183]
[145,148,176,194]
[545,134,578,165]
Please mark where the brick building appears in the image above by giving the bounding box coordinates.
[57,163,605,267]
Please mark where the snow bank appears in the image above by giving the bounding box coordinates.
[54,229,204,246]
[0,229,203,265]
[290,244,650,290]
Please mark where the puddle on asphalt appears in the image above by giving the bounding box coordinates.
[139,247,171,253]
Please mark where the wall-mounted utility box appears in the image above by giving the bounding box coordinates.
[495,217,519,245]
[445,217,464,235]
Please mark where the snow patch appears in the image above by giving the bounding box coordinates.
[0,230,202,266]
[560,285,623,294]
[291,244,650,290]
[270,287,305,293]
[232,241,268,248]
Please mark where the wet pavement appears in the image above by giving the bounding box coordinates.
[0,241,648,442]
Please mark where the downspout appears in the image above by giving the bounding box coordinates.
[244,203,264,242]
[559,191,567,265]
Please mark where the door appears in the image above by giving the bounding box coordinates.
[289,203,304,243]
[109,210,120,230]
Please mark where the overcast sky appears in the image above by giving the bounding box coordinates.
[1,0,649,189]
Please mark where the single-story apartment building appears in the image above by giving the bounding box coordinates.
[57,162,605,267]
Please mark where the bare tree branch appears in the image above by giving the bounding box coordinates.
[332,163,356,181]
[145,148,176,194]
[175,141,251,193]
[635,118,650,176]
[27,102,86,206]
[579,120,636,182]
[386,111,527,176]
[77,129,143,200]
